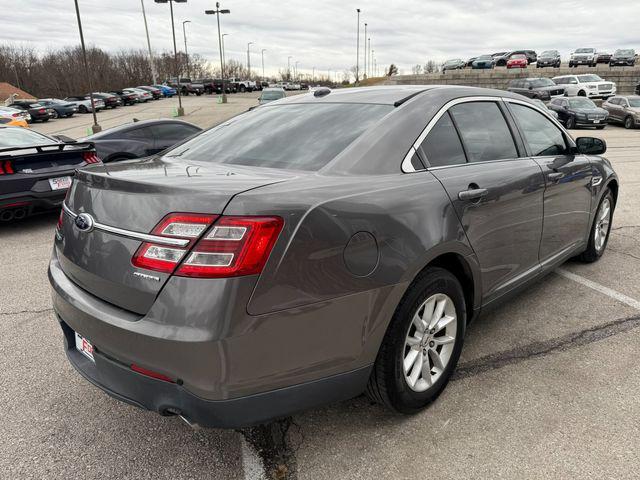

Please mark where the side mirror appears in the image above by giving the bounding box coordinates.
[575,137,607,155]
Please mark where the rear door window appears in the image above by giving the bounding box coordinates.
[509,103,567,157]
[417,112,466,167]
[449,102,518,162]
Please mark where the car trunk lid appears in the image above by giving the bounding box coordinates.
[56,157,294,314]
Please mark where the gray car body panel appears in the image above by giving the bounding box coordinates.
[49,85,618,426]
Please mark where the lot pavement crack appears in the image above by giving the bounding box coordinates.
[453,314,640,381]
[238,417,303,480]
[0,307,53,317]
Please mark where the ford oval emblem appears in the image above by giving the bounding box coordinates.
[74,213,95,233]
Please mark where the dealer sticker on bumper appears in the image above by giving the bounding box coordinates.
[49,176,72,191]
[75,332,94,362]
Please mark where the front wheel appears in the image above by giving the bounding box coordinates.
[366,267,466,413]
[566,116,576,129]
[578,189,614,262]
[625,116,635,129]
[51,110,59,119]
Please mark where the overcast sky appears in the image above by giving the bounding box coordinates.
[3,0,639,77]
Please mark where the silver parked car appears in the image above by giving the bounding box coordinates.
[258,87,286,104]
[50,86,617,428]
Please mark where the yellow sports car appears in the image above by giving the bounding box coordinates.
[0,106,30,127]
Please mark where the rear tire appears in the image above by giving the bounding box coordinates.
[51,110,59,119]
[578,189,614,263]
[79,105,88,114]
[578,90,586,97]
[366,267,466,413]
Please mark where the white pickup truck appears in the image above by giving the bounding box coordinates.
[228,77,258,93]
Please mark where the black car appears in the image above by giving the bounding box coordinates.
[597,51,612,64]
[548,97,609,129]
[636,82,640,95]
[0,126,99,220]
[536,50,561,68]
[465,57,477,68]
[91,92,121,109]
[109,90,138,106]
[80,119,202,163]
[37,99,78,118]
[8,101,53,123]
[610,49,636,67]
[495,50,537,66]
[507,78,565,100]
[137,86,163,100]
[471,55,495,69]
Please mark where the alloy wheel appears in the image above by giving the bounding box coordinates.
[403,293,457,392]
[594,197,611,253]
[625,117,634,129]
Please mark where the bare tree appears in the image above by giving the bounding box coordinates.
[386,64,398,76]
[411,64,423,75]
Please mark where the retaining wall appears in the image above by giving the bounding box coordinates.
[385,65,640,95]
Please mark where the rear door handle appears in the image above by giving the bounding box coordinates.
[458,188,488,201]
[548,172,565,182]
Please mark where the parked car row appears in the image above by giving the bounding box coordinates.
[447,47,637,71]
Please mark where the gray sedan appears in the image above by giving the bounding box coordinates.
[49,86,617,428]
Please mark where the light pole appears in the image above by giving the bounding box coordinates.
[295,61,299,82]
[355,8,360,85]
[367,37,371,78]
[372,50,375,77]
[363,23,367,79]
[247,42,254,79]
[140,0,158,85]
[222,33,229,72]
[261,48,266,81]
[287,55,293,81]
[73,0,101,133]
[205,2,230,103]
[155,0,187,117]
[182,20,191,78]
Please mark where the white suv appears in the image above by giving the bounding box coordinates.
[569,48,598,67]
[552,74,616,99]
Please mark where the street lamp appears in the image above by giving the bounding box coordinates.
[287,55,293,81]
[355,9,361,85]
[155,0,187,117]
[371,49,375,78]
[295,61,299,82]
[205,2,230,103]
[367,37,371,78]
[73,0,101,133]
[247,42,254,79]
[182,20,191,78]
[363,23,367,79]
[222,33,230,72]
[140,0,158,85]
[261,49,267,81]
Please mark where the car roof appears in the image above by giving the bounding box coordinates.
[82,119,201,140]
[274,85,441,105]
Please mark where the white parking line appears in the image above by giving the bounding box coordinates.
[240,435,267,480]
[556,268,640,311]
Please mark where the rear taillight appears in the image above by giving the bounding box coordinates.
[11,113,20,118]
[0,160,14,175]
[38,108,45,114]
[176,216,284,278]
[131,213,284,278]
[132,213,218,273]
[82,152,101,164]
[130,364,174,383]
[56,210,64,230]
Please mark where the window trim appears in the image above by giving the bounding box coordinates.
[402,96,577,173]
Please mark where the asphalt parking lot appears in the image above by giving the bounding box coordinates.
[3,94,640,479]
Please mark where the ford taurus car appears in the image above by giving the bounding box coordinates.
[49,86,618,428]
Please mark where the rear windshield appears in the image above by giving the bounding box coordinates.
[165,103,393,171]
[260,91,285,100]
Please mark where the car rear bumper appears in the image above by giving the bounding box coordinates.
[59,317,370,428]
[48,245,393,426]
[0,184,68,212]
